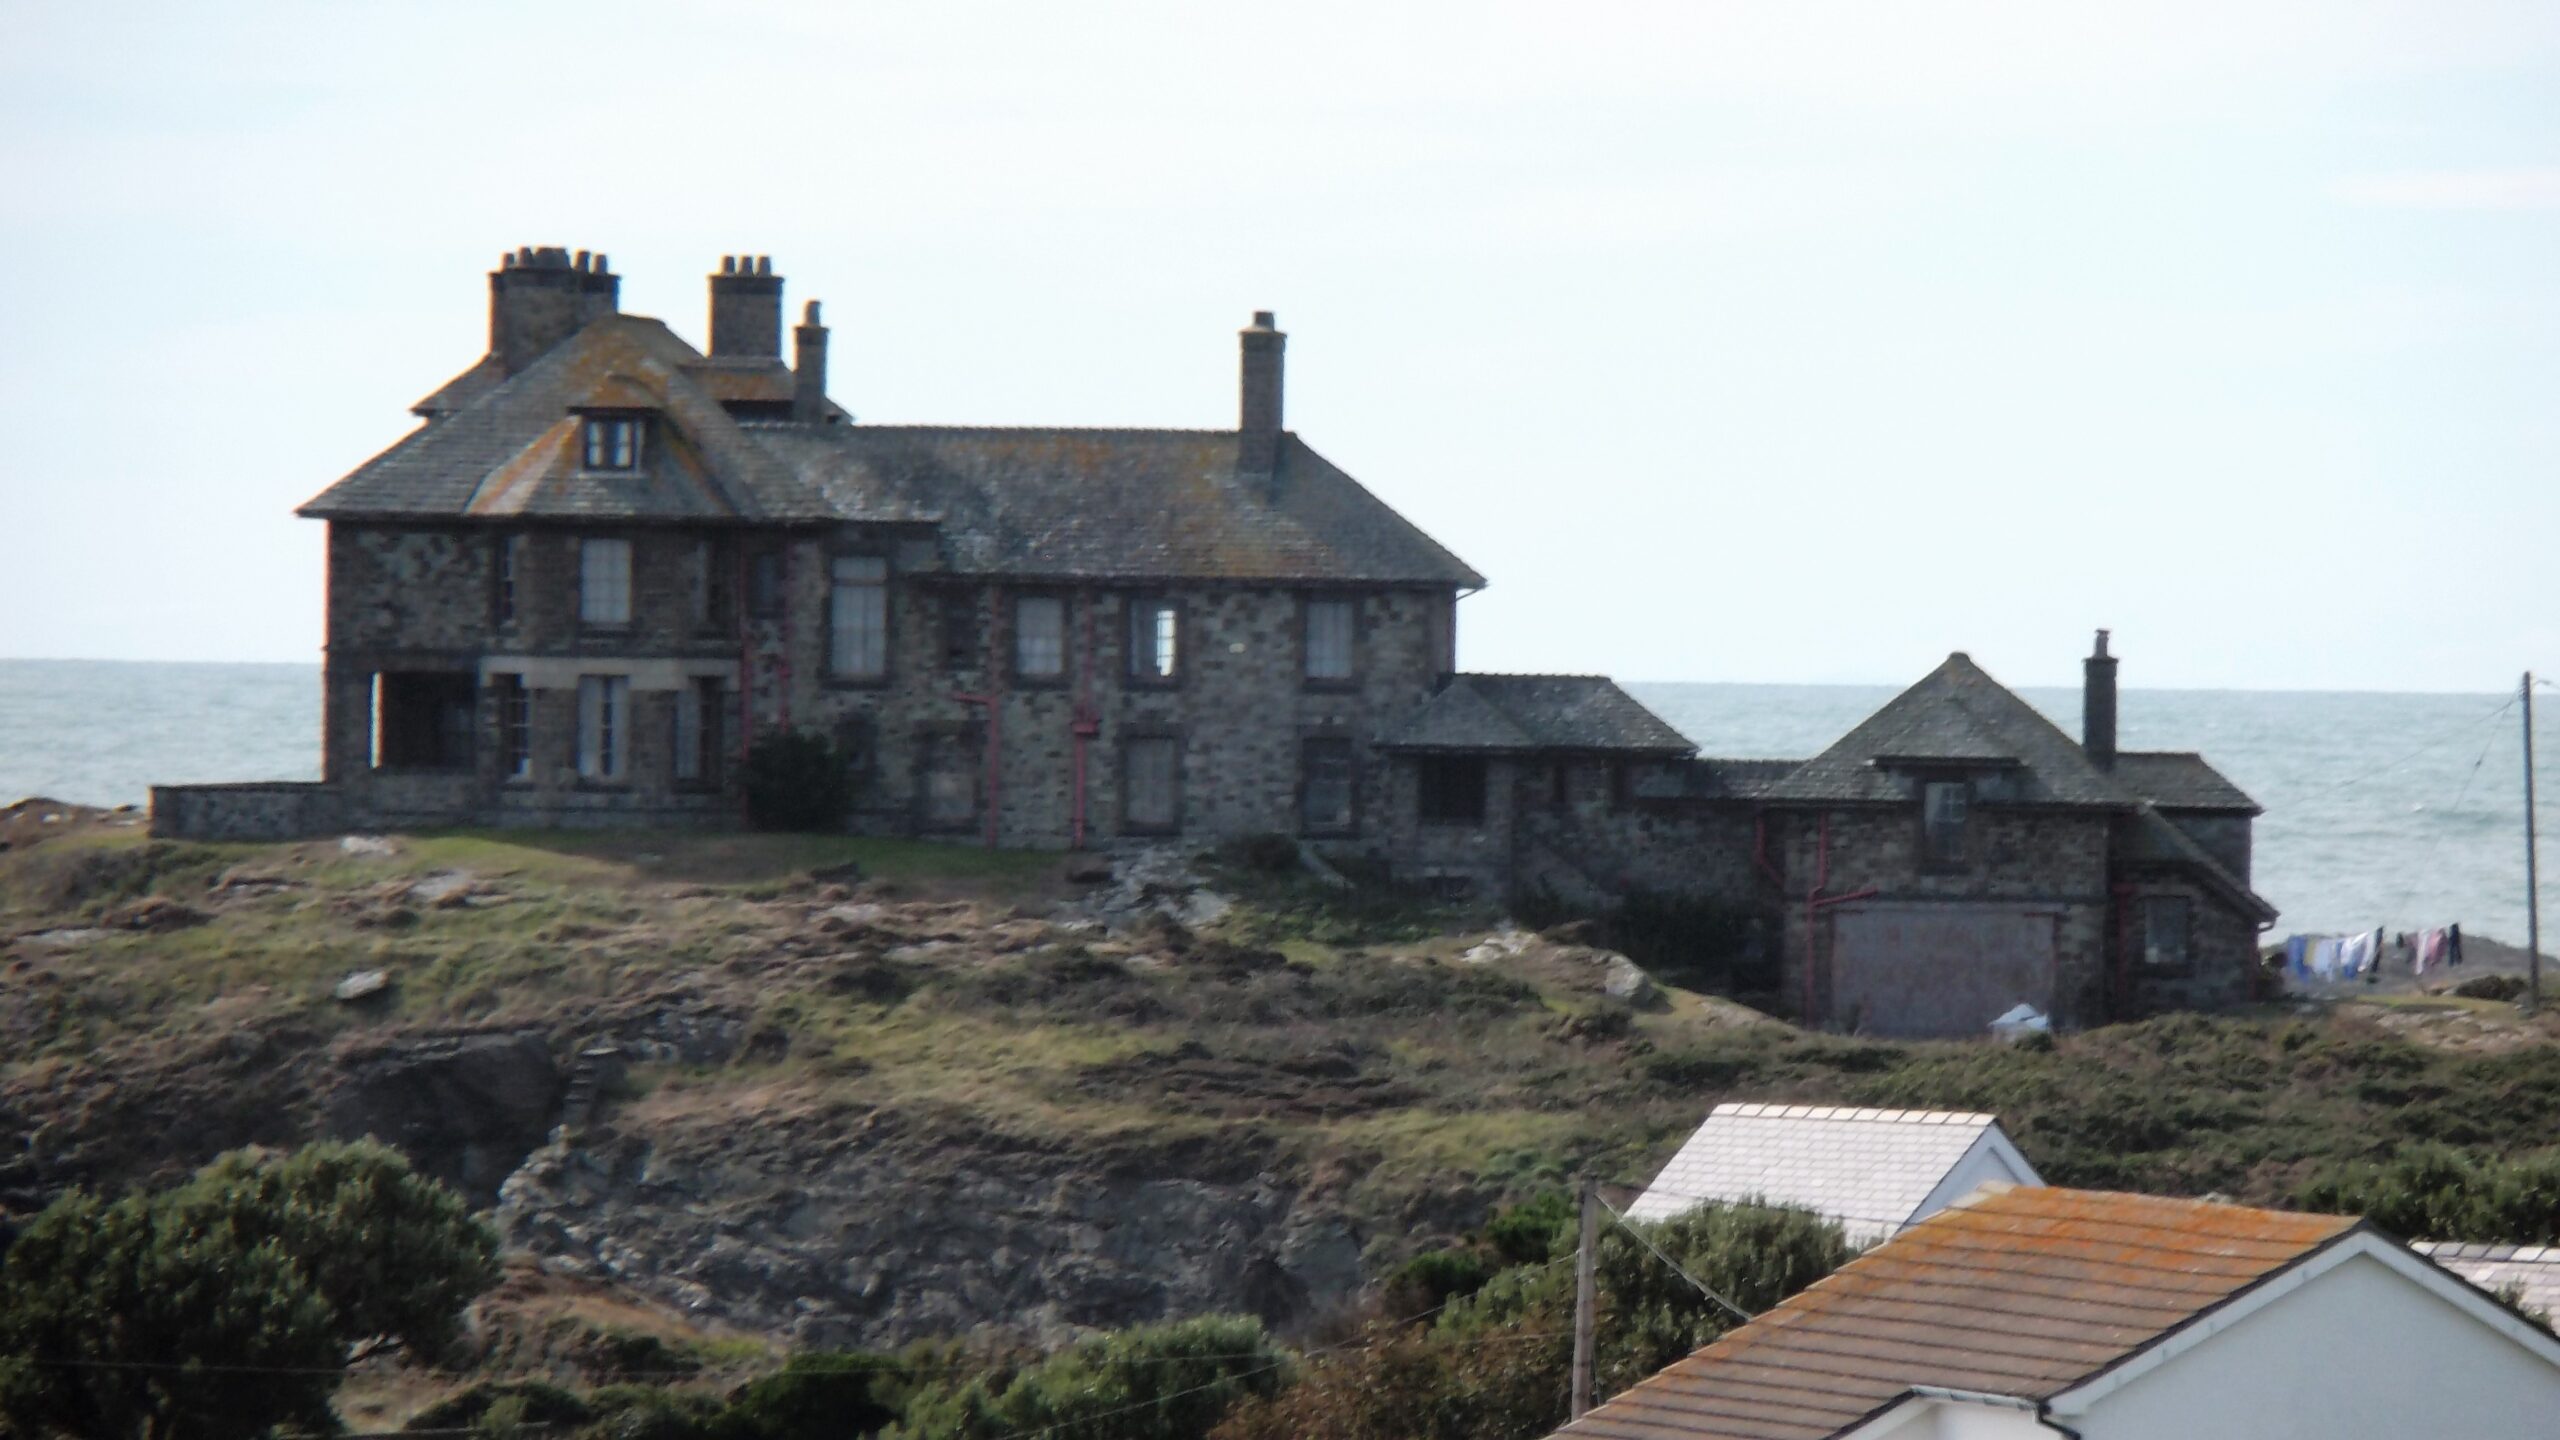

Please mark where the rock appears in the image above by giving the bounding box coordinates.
[332,969,391,1003]
[405,870,479,906]
[339,834,398,857]
[324,1032,563,1206]
[1596,951,1661,1008]
[1063,855,1114,885]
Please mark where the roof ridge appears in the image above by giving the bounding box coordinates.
[1711,1101,1998,1127]
[839,422,1242,436]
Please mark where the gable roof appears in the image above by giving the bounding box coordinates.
[1556,1187,2360,1440]
[2123,805,2281,923]
[303,316,833,523]
[1758,654,2127,807]
[1378,674,1696,755]
[2112,751,2259,813]
[1625,1103,2040,1243]
[754,426,1484,586]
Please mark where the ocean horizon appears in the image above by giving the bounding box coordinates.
[2,657,2549,944]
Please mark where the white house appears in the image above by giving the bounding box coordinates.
[1625,1103,2041,1244]
[1552,1184,2560,1440]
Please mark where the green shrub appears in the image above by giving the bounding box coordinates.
[1484,1191,1574,1266]
[408,1381,594,1432]
[1382,1248,1495,1317]
[716,1350,900,1439]
[891,1314,1288,1440]
[743,732,856,832]
[2297,1144,2560,1244]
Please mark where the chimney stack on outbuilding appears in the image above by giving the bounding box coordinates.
[489,246,619,375]
[2083,629,2119,769]
[1238,310,1285,474]
[709,254,784,358]
[793,301,830,422]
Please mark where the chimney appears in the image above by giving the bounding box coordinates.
[488,245,619,375]
[792,300,829,422]
[2083,628,2119,768]
[709,254,784,358]
[1238,310,1285,474]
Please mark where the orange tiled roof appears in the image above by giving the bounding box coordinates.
[1558,1185,2358,1440]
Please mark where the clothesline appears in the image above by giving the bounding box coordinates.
[2280,924,2465,983]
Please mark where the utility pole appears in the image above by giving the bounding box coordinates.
[1572,1175,1599,1420]
[2527,671,2542,1016]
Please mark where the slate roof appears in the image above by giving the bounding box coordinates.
[1679,758,1804,801]
[1377,675,1696,756]
[2124,805,2280,923]
[1625,1104,2036,1243]
[304,316,833,523]
[1554,1186,2359,1440]
[755,427,1484,586]
[1757,654,2124,806]
[315,315,1482,587]
[2112,751,2259,813]
[2416,1243,2560,1324]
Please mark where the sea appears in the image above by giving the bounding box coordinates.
[0,659,2550,944]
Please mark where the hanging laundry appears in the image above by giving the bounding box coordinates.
[2285,935,2311,977]
[2449,924,2464,966]
[2311,938,2344,981]
[2339,930,2380,980]
[2414,928,2450,976]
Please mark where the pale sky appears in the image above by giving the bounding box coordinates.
[5,1,2555,691]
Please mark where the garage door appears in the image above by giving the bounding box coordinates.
[1829,904,2058,1037]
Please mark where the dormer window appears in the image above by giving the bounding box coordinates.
[1921,780,1969,867]
[582,415,645,471]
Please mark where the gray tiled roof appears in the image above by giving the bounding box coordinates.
[1625,1103,2034,1243]
[1758,653,2128,807]
[2114,750,2260,813]
[756,427,1485,586]
[303,316,833,523]
[312,318,1482,588]
[2416,1242,2560,1323]
[1681,757,1803,800]
[1378,674,1696,755]
[2126,804,2280,922]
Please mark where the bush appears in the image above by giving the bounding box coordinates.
[2297,1144,2560,1244]
[1381,1248,1494,1318]
[408,1381,594,1433]
[1484,1192,1573,1266]
[717,1351,900,1439]
[743,731,856,832]
[891,1314,1288,1440]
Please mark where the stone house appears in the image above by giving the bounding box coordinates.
[152,246,1679,873]
[150,247,2273,1030]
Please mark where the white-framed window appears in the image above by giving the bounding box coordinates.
[576,674,630,781]
[494,673,532,780]
[1304,598,1355,683]
[673,677,721,784]
[496,533,527,627]
[1922,780,1969,865]
[1129,597,1180,682]
[583,416,644,471]
[579,537,632,628]
[829,556,889,678]
[1015,595,1066,680]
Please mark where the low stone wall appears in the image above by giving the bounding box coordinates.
[150,782,346,841]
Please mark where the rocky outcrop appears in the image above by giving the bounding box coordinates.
[496,1107,1365,1350]
[324,1032,563,1206]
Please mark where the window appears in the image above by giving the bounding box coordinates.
[1304,598,1355,683]
[920,731,980,828]
[371,672,475,771]
[1123,736,1181,833]
[828,555,889,679]
[674,677,722,785]
[1302,738,1357,835]
[2141,896,2193,975]
[1922,780,1969,866]
[579,537,632,627]
[496,534,526,628]
[941,591,981,671]
[1417,755,1487,825]
[1128,597,1180,682]
[747,549,784,619]
[687,540,725,631]
[1015,595,1066,680]
[582,416,644,471]
[576,675,630,781]
[494,674,532,780]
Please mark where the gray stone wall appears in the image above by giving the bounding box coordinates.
[1510,762,1761,908]
[2160,811,2253,883]
[150,783,345,841]
[1768,806,2115,1030]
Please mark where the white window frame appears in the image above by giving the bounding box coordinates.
[583,416,644,471]
[1015,595,1067,680]
[577,674,630,782]
[1305,598,1356,682]
[579,537,633,628]
[828,555,889,679]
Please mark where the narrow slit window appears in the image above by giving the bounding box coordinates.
[1129,598,1180,681]
[1922,780,1969,865]
[576,674,630,781]
[1302,738,1356,835]
[495,673,532,780]
[496,534,526,627]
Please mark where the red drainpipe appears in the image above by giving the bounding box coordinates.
[1070,591,1099,849]
[1801,812,1879,1028]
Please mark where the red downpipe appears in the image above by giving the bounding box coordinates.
[1801,813,1879,1028]
[1069,591,1098,849]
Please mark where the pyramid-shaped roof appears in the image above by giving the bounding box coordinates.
[1758,653,2130,807]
